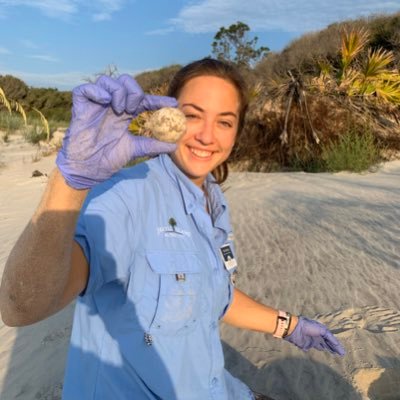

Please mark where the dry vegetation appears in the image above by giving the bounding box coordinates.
[129,14,400,172]
[229,13,400,172]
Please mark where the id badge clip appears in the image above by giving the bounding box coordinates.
[220,244,237,272]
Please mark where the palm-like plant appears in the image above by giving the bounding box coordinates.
[347,48,398,99]
[314,28,400,104]
[338,28,370,79]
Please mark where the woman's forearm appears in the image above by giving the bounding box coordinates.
[222,288,298,336]
[0,168,88,326]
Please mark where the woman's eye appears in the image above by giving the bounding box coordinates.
[185,114,198,120]
[220,120,233,128]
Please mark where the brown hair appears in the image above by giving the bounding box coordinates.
[167,58,249,184]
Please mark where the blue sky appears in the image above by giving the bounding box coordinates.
[0,0,399,90]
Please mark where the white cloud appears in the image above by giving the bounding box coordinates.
[0,0,128,21]
[91,0,126,21]
[169,0,400,33]
[0,46,11,54]
[0,0,78,18]
[28,54,60,63]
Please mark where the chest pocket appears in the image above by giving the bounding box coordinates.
[146,252,202,335]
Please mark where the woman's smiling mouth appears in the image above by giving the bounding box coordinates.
[189,147,214,158]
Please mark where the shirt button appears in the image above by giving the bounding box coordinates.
[211,377,218,385]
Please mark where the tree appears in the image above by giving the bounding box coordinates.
[211,21,269,68]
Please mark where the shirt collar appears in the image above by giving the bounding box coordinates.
[158,154,206,215]
[205,175,228,229]
[158,154,228,225]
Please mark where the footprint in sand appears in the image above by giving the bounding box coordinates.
[316,306,400,338]
[317,307,400,399]
[353,368,400,400]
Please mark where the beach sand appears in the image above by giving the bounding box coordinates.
[0,135,399,399]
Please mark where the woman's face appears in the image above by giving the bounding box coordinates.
[171,75,240,188]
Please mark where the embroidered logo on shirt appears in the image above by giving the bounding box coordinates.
[157,226,191,238]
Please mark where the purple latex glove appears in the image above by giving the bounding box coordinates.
[56,74,178,189]
[284,316,345,356]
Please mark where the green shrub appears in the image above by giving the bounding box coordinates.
[0,111,26,133]
[322,128,380,172]
[368,13,400,63]
[24,122,47,144]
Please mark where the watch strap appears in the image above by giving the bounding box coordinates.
[273,310,291,338]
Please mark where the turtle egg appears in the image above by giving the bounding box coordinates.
[145,107,187,143]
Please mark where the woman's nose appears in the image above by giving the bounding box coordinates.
[195,120,214,144]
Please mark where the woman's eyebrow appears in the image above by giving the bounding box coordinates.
[220,111,237,119]
[181,103,203,111]
[182,103,237,118]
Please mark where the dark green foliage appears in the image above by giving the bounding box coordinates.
[24,88,72,122]
[0,75,72,123]
[212,21,269,68]
[368,14,400,63]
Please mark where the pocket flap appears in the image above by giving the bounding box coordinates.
[146,252,201,274]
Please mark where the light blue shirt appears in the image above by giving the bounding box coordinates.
[62,154,254,399]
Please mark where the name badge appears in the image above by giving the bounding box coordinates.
[220,244,237,271]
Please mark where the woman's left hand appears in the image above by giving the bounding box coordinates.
[284,316,345,356]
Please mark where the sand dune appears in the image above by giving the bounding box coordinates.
[0,135,399,399]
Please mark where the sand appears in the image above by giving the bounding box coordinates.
[0,134,399,400]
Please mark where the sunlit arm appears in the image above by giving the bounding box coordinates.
[0,169,89,327]
[221,288,298,336]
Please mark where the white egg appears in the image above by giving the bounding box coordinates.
[145,107,187,143]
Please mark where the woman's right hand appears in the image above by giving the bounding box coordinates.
[56,74,177,189]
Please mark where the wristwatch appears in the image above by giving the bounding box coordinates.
[273,310,291,338]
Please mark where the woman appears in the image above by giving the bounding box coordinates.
[0,58,344,400]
